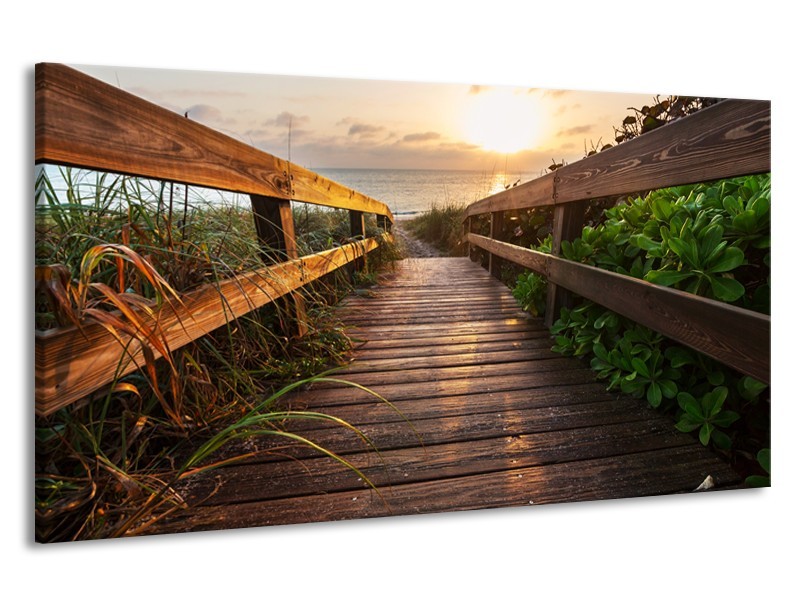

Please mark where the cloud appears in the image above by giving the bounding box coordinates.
[554,102,582,116]
[402,131,441,143]
[185,103,225,122]
[556,124,594,136]
[527,88,571,98]
[348,123,385,137]
[263,111,310,128]
[438,141,481,151]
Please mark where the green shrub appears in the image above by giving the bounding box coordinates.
[512,175,770,473]
[406,203,465,255]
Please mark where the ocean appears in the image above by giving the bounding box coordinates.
[316,168,538,218]
[37,165,539,219]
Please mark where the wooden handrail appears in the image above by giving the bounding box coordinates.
[34,63,396,415]
[35,235,387,416]
[467,234,770,382]
[464,99,770,218]
[463,99,771,383]
[35,63,393,221]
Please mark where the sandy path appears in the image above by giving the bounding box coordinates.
[391,220,444,258]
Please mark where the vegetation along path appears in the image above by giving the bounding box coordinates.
[155,257,740,534]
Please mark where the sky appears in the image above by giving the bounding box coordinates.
[74,63,658,174]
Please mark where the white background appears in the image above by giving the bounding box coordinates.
[5,1,797,597]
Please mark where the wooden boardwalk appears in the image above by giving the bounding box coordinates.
[157,257,741,534]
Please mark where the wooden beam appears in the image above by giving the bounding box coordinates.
[463,99,770,219]
[377,214,392,233]
[349,210,366,274]
[556,99,771,204]
[35,235,387,416]
[464,172,555,218]
[466,234,769,382]
[250,195,307,336]
[488,211,506,280]
[545,200,587,327]
[465,234,547,274]
[35,63,393,220]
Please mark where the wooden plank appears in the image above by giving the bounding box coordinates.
[556,99,771,203]
[545,200,587,326]
[339,346,562,375]
[349,210,366,273]
[182,420,695,505]
[290,383,615,431]
[346,318,544,340]
[35,236,385,415]
[340,306,529,325]
[488,210,505,279]
[547,254,770,382]
[342,295,522,308]
[462,100,769,220]
[465,233,547,273]
[315,356,583,388]
[35,63,393,220]
[353,335,553,360]
[144,256,742,536]
[296,364,597,405]
[155,446,740,533]
[351,329,552,352]
[464,172,555,218]
[346,320,546,342]
[217,397,657,463]
[250,195,307,336]
[465,235,770,382]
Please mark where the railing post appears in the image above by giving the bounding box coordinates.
[465,216,479,261]
[462,217,469,257]
[488,210,505,279]
[545,200,587,327]
[250,194,308,337]
[349,210,366,276]
[377,214,392,233]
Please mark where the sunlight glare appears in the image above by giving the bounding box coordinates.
[462,89,542,154]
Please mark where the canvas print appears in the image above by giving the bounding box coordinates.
[34,63,770,542]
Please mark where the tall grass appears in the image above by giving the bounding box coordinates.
[34,166,402,542]
[405,202,466,256]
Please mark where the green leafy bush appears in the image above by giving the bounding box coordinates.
[512,271,548,316]
[512,175,770,474]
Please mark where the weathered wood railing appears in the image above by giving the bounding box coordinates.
[463,99,770,383]
[35,63,394,416]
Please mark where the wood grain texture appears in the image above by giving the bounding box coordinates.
[181,419,695,505]
[466,235,769,381]
[545,201,587,326]
[158,446,739,533]
[466,233,547,273]
[35,63,393,219]
[462,99,769,220]
[488,210,505,279]
[464,172,555,218]
[35,235,387,415]
[555,99,770,203]
[149,258,740,536]
[250,195,307,335]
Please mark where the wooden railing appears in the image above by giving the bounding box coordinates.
[35,63,394,416]
[463,99,770,383]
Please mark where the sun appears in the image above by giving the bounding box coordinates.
[462,88,542,154]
